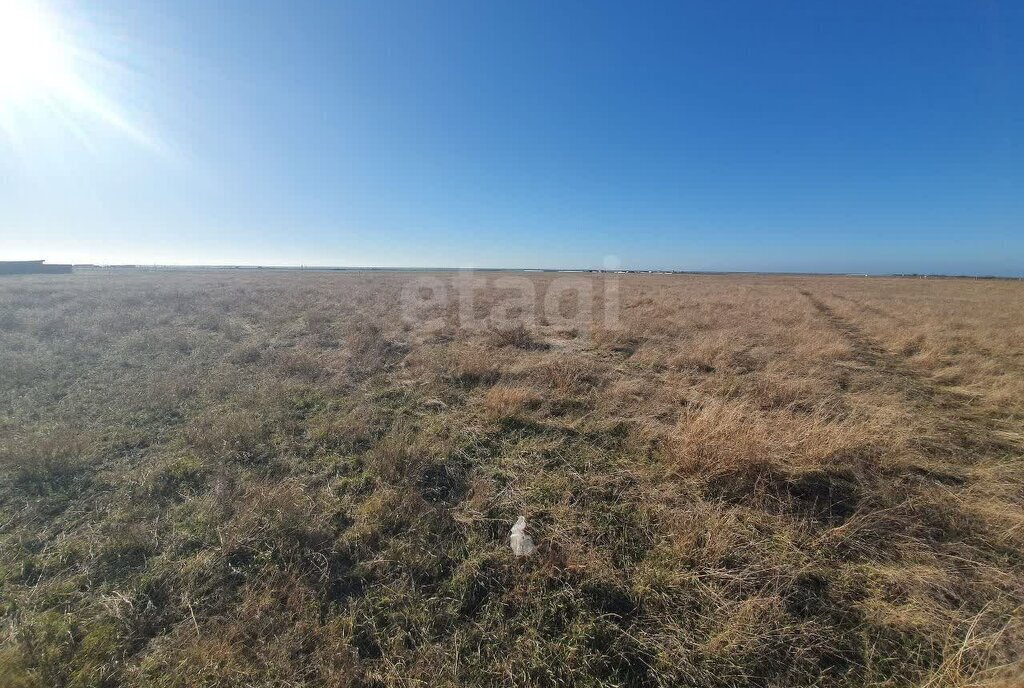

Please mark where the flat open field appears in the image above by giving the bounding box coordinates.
[1,271,1023,687]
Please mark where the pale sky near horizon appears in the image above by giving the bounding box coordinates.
[1,0,1022,274]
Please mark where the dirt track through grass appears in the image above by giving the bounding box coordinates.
[799,288,1022,458]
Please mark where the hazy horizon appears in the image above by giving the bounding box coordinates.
[5,259,1018,278]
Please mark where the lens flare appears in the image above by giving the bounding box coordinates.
[0,0,73,101]
[0,0,160,150]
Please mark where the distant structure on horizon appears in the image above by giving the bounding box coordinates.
[0,260,73,275]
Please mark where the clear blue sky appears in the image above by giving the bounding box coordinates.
[1,0,1022,274]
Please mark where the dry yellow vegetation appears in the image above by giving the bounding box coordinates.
[1,270,1022,687]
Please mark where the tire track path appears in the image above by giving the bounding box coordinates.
[828,292,1024,378]
[798,289,1022,457]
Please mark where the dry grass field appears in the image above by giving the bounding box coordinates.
[1,270,1023,687]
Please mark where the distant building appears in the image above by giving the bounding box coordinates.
[0,260,73,275]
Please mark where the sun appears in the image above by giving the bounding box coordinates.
[0,0,161,151]
[0,0,74,104]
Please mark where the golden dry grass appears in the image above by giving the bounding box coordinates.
[0,269,1022,687]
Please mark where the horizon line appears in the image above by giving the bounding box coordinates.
[34,262,1024,279]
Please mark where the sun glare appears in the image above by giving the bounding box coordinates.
[0,0,162,151]
[0,0,73,103]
